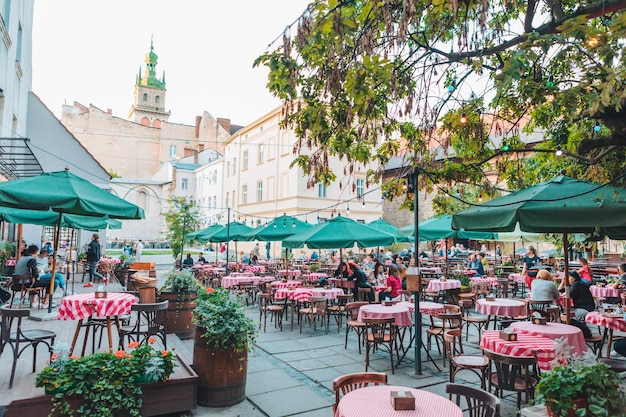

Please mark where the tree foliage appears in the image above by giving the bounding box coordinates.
[256,0,626,205]
[164,197,200,260]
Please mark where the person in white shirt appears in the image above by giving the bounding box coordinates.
[135,240,144,261]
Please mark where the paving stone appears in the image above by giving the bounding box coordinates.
[246,368,305,396]
[248,385,333,417]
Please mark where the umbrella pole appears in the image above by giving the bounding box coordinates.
[15,224,23,264]
[65,228,75,296]
[563,233,571,325]
[48,213,62,314]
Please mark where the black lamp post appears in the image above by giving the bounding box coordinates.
[408,168,423,375]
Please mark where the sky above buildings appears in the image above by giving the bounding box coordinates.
[32,0,310,127]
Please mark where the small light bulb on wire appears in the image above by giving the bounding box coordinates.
[346,203,350,215]
[478,195,483,203]
[555,146,563,156]
[459,113,468,125]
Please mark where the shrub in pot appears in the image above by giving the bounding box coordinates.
[159,270,202,339]
[192,287,257,407]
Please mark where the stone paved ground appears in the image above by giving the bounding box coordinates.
[12,255,535,417]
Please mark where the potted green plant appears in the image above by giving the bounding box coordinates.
[36,339,176,417]
[159,270,202,339]
[192,287,257,407]
[535,340,626,417]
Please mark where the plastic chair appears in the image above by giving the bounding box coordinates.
[1,306,56,388]
[332,372,388,414]
[118,300,168,349]
[446,383,500,417]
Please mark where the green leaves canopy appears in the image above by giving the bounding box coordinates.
[256,0,626,200]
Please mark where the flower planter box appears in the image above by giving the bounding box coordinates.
[3,355,197,417]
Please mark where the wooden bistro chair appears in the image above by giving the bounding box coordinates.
[299,296,329,334]
[443,329,489,389]
[446,383,500,417]
[345,301,368,353]
[484,349,539,411]
[258,292,284,332]
[459,299,489,343]
[332,372,388,415]
[118,300,168,350]
[9,273,45,309]
[427,305,461,356]
[1,306,56,388]
[363,317,397,374]
[327,293,353,333]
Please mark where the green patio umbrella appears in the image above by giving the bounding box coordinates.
[244,215,312,241]
[400,215,496,241]
[451,174,626,322]
[0,207,122,230]
[206,221,254,272]
[186,224,224,241]
[368,219,413,243]
[282,215,396,249]
[0,169,144,312]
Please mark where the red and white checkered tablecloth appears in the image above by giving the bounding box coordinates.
[480,330,556,370]
[590,285,623,298]
[302,272,328,282]
[244,265,266,273]
[585,311,626,332]
[221,275,274,288]
[269,280,303,289]
[508,321,587,356]
[426,279,461,291]
[335,385,462,417]
[470,277,499,286]
[275,287,344,301]
[476,298,526,317]
[277,269,302,277]
[358,304,413,327]
[509,273,524,283]
[328,278,355,289]
[57,292,137,321]
[397,301,445,316]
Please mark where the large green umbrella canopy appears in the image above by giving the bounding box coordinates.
[451,175,626,235]
[452,175,626,323]
[244,215,312,241]
[0,207,122,231]
[368,219,413,243]
[494,224,543,242]
[283,215,396,249]
[0,169,144,313]
[0,170,144,219]
[207,222,254,242]
[186,224,224,242]
[400,215,496,241]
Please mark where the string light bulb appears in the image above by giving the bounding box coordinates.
[362,198,366,208]
[555,145,563,156]
[292,219,296,228]
[478,195,483,203]
[346,203,350,215]
[459,112,468,125]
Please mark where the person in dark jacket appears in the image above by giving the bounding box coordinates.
[333,262,349,279]
[84,233,104,287]
[568,271,595,319]
[347,260,374,302]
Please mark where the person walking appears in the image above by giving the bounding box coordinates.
[84,233,104,287]
[135,240,144,261]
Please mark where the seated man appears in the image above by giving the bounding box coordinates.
[197,252,207,264]
[182,253,194,268]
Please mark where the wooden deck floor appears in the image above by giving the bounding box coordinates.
[0,280,197,410]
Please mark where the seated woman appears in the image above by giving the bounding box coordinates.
[333,262,349,279]
[529,269,559,302]
[368,262,385,286]
[379,264,402,301]
[347,261,374,302]
[576,258,593,285]
[568,271,595,319]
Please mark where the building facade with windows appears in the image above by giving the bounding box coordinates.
[222,106,383,255]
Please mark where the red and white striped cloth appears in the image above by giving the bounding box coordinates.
[589,285,623,298]
[244,265,266,273]
[57,292,137,321]
[277,269,302,277]
[397,301,445,316]
[221,275,274,288]
[476,298,526,317]
[480,330,556,370]
[470,277,499,286]
[302,272,328,282]
[509,273,524,283]
[585,311,626,332]
[335,385,462,417]
[274,287,344,301]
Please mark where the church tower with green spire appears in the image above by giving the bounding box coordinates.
[129,36,171,127]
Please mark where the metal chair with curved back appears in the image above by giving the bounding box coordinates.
[1,306,56,388]
[332,372,388,415]
[118,300,168,349]
[344,301,368,353]
[484,349,539,411]
[363,317,397,374]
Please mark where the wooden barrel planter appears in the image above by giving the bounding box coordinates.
[193,326,248,407]
[159,291,197,339]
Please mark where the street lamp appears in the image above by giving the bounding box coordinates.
[407,168,423,375]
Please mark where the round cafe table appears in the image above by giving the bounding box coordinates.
[480,330,557,371]
[397,301,445,316]
[357,304,412,327]
[335,385,462,417]
[509,321,587,355]
[476,298,526,329]
[426,279,461,292]
[590,285,623,298]
[269,280,303,289]
[585,311,626,357]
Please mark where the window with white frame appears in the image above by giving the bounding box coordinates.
[243,150,248,170]
[242,185,248,204]
[169,145,176,157]
[258,144,264,164]
[356,178,365,198]
[232,158,237,176]
[225,192,229,208]
[181,178,188,190]
[318,183,327,198]
[257,181,263,202]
